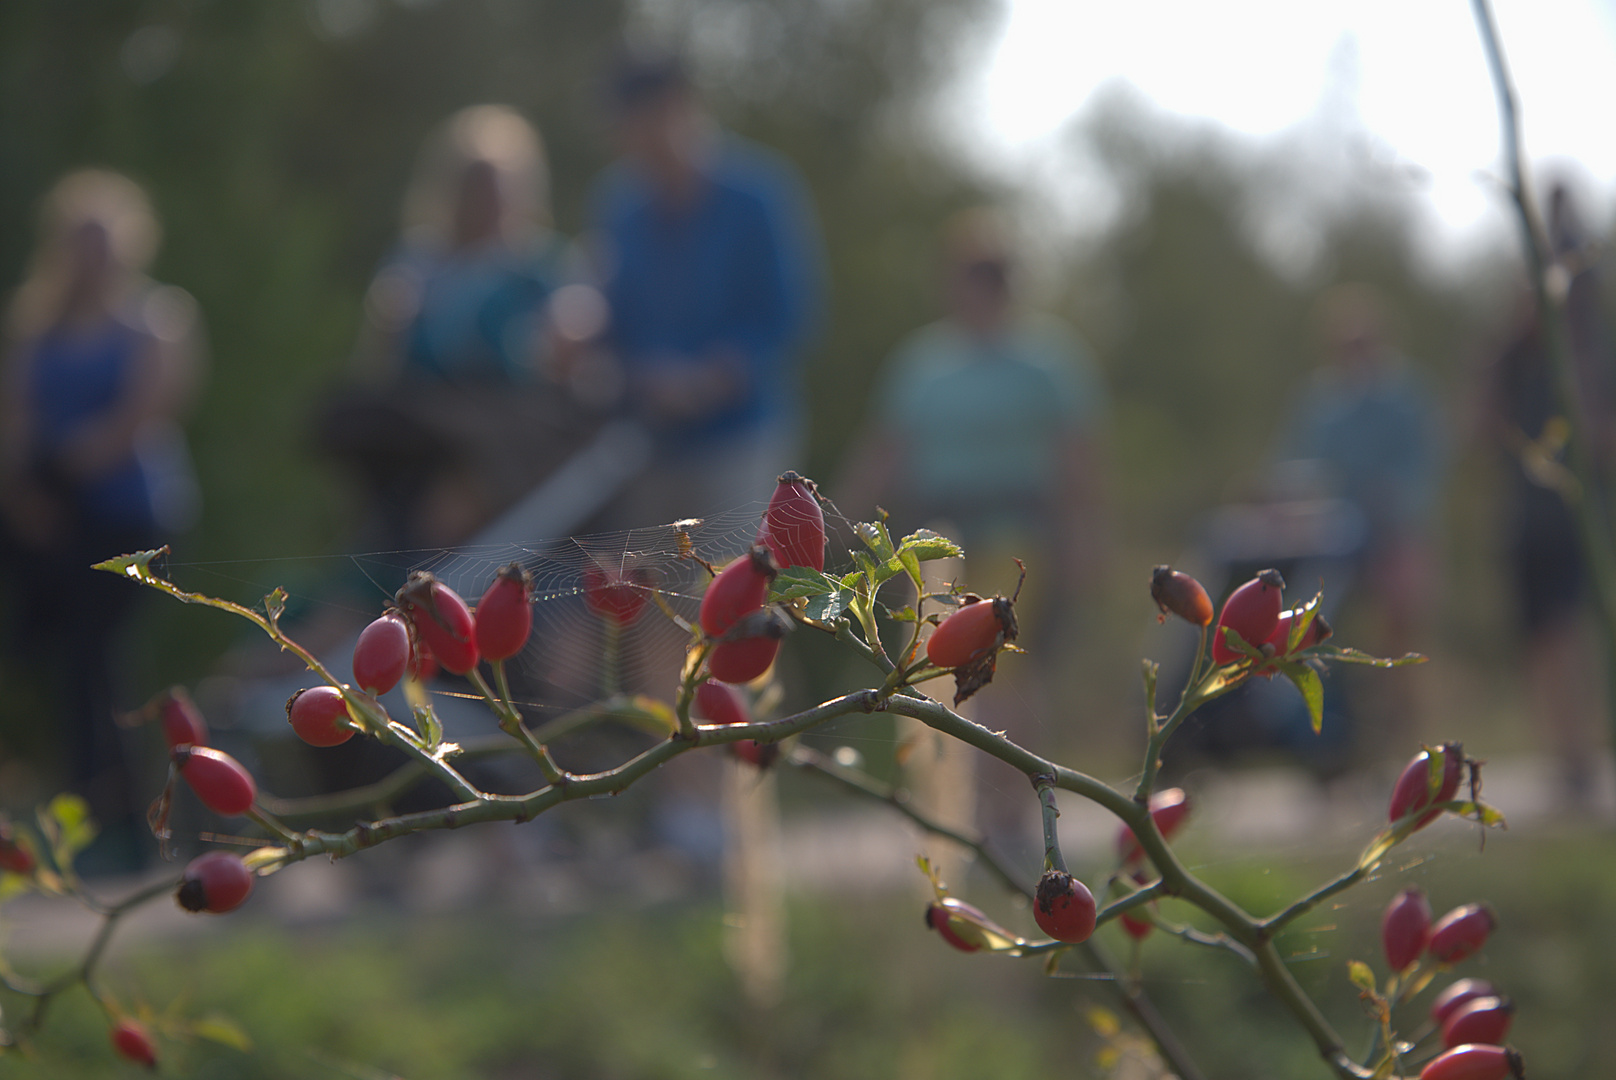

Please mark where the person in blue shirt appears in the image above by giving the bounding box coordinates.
[589,51,823,523]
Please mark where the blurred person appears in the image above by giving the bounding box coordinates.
[335,105,571,550]
[0,170,203,868]
[1486,184,1613,804]
[843,208,1109,856]
[586,48,823,524]
[1269,283,1442,748]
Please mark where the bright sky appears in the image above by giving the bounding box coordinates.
[952,0,1616,266]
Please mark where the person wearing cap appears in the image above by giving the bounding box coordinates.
[588,50,823,522]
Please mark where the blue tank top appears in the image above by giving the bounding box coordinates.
[26,317,157,532]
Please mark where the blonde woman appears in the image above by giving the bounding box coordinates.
[1,170,202,869]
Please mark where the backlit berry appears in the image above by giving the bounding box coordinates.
[176,851,254,914]
[1428,903,1496,964]
[353,612,410,695]
[160,689,208,748]
[583,564,652,626]
[396,572,479,675]
[110,1018,157,1069]
[176,746,257,817]
[1150,566,1213,627]
[1381,887,1432,972]
[699,547,777,638]
[1033,869,1097,943]
[1389,742,1465,831]
[1117,787,1191,866]
[1432,979,1498,1028]
[475,563,533,662]
[758,471,826,571]
[926,596,1017,669]
[1211,569,1285,665]
[286,685,356,747]
[1442,996,1514,1049]
[1418,1044,1524,1080]
[694,680,778,768]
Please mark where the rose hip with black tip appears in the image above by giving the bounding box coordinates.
[176,851,254,914]
[1033,869,1097,943]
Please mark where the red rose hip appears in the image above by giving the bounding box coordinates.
[708,635,780,684]
[176,746,257,817]
[353,612,410,695]
[1211,568,1286,664]
[286,685,356,747]
[0,820,35,876]
[1389,742,1465,831]
[1432,978,1499,1027]
[475,563,533,662]
[699,547,777,638]
[926,596,1018,669]
[583,564,652,626]
[1033,869,1097,943]
[111,1018,158,1069]
[160,689,208,748]
[1150,566,1214,627]
[1381,887,1432,972]
[924,897,1014,953]
[694,680,778,767]
[1442,996,1514,1049]
[1267,607,1333,653]
[1418,1044,1524,1080]
[176,851,254,914]
[758,471,826,571]
[1428,903,1496,964]
[396,572,479,675]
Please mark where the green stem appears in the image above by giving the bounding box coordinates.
[1033,776,1068,874]
[469,667,565,785]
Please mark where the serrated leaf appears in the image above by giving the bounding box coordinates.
[413,702,444,749]
[804,589,850,621]
[884,605,919,623]
[770,566,838,602]
[1275,660,1325,733]
[855,521,897,563]
[189,1015,252,1051]
[898,548,924,591]
[899,529,964,562]
[263,588,287,625]
[1313,645,1428,667]
[1348,960,1377,993]
[840,570,864,590]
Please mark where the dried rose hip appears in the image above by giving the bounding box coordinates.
[1389,742,1465,831]
[176,851,254,914]
[1150,566,1213,627]
[353,612,410,695]
[1428,903,1496,965]
[699,547,777,638]
[475,563,533,662]
[1442,996,1514,1050]
[396,572,479,675]
[1211,568,1285,664]
[758,471,826,571]
[286,685,356,748]
[176,746,257,817]
[1033,869,1097,943]
[1117,787,1191,866]
[160,689,208,748]
[1418,1044,1524,1080]
[1381,887,1433,972]
[111,1018,158,1069]
[1432,978,1499,1028]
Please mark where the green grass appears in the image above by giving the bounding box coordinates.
[3,821,1614,1078]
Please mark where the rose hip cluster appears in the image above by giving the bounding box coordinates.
[1152,565,1333,667]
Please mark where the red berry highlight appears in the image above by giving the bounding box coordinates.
[160,689,208,748]
[1117,787,1191,866]
[926,597,1017,669]
[475,563,534,662]
[1211,568,1286,664]
[1442,996,1514,1049]
[1033,869,1097,943]
[1381,887,1433,972]
[396,572,479,675]
[583,564,652,626]
[353,612,410,695]
[1428,903,1496,964]
[110,1018,158,1069]
[1150,566,1214,627]
[286,686,356,748]
[1267,607,1332,653]
[176,851,254,914]
[1418,1044,1524,1080]
[176,746,257,817]
[699,547,777,638]
[1432,979,1499,1028]
[758,471,826,571]
[1389,742,1465,831]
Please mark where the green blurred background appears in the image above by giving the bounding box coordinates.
[1,0,1613,1076]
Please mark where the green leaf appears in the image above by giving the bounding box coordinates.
[1313,645,1427,667]
[1442,799,1508,828]
[413,702,444,750]
[770,566,838,602]
[1274,660,1324,733]
[39,794,97,868]
[91,548,166,580]
[855,520,897,563]
[263,587,287,626]
[839,570,864,590]
[1287,592,1323,652]
[804,590,851,621]
[898,529,964,562]
[189,1014,252,1051]
[1347,960,1377,994]
[898,548,924,591]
